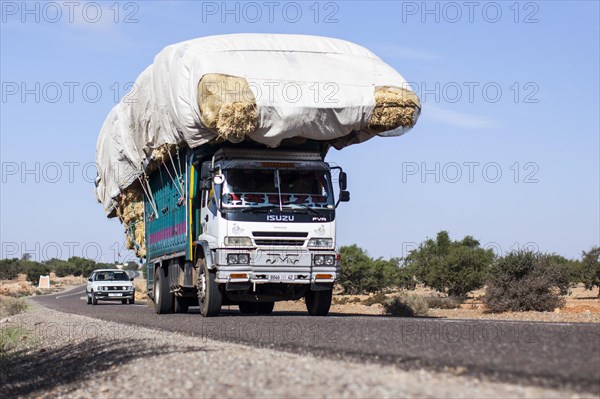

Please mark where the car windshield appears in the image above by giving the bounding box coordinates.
[95,271,129,282]
[222,169,334,209]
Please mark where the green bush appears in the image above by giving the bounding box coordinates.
[0,259,21,280]
[338,245,415,295]
[404,231,495,299]
[383,294,429,317]
[21,261,50,285]
[45,259,80,277]
[577,247,600,295]
[484,250,570,313]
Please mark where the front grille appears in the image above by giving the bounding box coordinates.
[107,286,126,291]
[254,239,305,246]
[253,232,308,238]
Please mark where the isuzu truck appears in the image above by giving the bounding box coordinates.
[144,143,349,316]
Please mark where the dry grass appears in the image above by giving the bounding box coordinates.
[368,86,421,132]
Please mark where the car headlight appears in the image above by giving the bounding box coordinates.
[127,286,134,291]
[99,286,107,291]
[313,255,335,266]
[308,238,333,248]
[225,236,253,246]
[227,253,250,265]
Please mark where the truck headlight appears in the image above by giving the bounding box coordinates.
[308,238,333,248]
[227,254,250,265]
[225,236,252,246]
[313,254,335,266]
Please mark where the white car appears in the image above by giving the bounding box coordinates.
[86,269,135,305]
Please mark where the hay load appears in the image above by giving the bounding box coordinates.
[115,187,145,258]
[96,34,421,254]
[198,74,258,143]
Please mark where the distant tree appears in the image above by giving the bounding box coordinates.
[21,261,50,285]
[404,231,495,299]
[578,247,600,296]
[338,245,377,294]
[45,258,80,277]
[0,258,21,280]
[68,257,97,277]
[21,253,32,261]
[122,261,140,271]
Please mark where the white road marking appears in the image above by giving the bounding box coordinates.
[56,289,86,300]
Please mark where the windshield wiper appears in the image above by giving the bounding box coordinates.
[286,203,320,215]
[241,205,280,213]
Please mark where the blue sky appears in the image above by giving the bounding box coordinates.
[1,1,598,263]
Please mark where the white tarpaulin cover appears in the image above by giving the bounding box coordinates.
[96,33,419,214]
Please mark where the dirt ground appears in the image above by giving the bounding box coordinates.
[1,274,598,323]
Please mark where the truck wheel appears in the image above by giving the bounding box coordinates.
[86,292,91,305]
[305,289,332,316]
[174,296,189,313]
[154,266,173,314]
[257,302,275,315]
[198,260,222,317]
[239,302,258,314]
[91,292,97,305]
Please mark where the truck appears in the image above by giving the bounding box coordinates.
[144,141,349,317]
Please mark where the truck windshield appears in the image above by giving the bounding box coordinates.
[222,169,333,209]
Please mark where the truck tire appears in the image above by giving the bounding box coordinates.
[154,266,173,314]
[198,260,222,317]
[91,292,97,305]
[257,302,275,315]
[239,302,258,314]
[173,296,189,313]
[305,289,332,316]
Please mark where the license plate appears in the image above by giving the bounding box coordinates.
[108,293,121,297]
[268,274,295,281]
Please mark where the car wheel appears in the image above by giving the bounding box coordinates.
[239,302,258,314]
[305,289,332,316]
[91,292,98,305]
[257,301,275,315]
[197,258,222,317]
[121,299,127,304]
[86,292,91,305]
[173,296,189,313]
[128,297,135,305]
[154,266,173,314]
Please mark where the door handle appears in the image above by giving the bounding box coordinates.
[205,215,209,222]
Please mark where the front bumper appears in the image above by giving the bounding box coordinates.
[214,249,338,284]
[94,291,134,300]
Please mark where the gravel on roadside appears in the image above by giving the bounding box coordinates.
[0,301,589,399]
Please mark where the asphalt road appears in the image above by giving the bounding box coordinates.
[34,286,600,393]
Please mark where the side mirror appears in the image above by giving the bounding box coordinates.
[130,277,134,281]
[340,190,350,202]
[88,278,92,282]
[339,172,347,191]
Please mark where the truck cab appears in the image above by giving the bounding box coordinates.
[146,145,349,317]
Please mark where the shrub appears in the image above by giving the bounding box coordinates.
[46,259,79,277]
[21,261,50,285]
[362,292,388,306]
[577,247,600,295]
[338,246,417,295]
[425,295,462,309]
[0,259,21,280]
[0,297,28,316]
[484,250,570,313]
[383,293,428,317]
[404,231,495,299]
